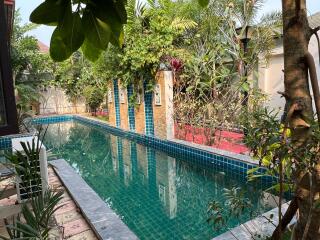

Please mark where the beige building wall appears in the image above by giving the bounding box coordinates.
[258,29,320,112]
[39,87,86,114]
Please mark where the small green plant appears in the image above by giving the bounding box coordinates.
[1,131,64,240]
[2,189,64,240]
[207,187,254,230]
[243,107,320,239]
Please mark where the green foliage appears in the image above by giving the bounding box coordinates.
[207,187,254,230]
[103,0,197,88]
[83,86,104,113]
[3,189,64,240]
[5,137,44,192]
[30,0,127,61]
[11,10,54,125]
[244,107,320,194]
[2,134,63,240]
[52,51,108,105]
[12,11,54,82]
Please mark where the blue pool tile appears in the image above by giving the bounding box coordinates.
[143,81,154,136]
[32,115,273,185]
[113,79,121,128]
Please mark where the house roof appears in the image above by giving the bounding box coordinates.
[37,40,49,53]
[308,12,320,29]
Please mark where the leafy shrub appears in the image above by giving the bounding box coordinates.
[83,86,104,115]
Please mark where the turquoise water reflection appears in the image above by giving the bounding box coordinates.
[43,121,277,240]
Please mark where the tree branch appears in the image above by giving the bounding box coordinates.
[271,197,299,240]
[305,52,320,124]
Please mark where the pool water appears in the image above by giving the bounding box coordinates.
[42,120,277,240]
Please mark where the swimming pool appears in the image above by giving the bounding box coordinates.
[36,116,278,239]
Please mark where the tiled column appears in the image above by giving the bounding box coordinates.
[152,71,174,139]
[113,79,121,127]
[144,81,154,135]
[146,147,157,196]
[130,142,138,181]
[117,137,124,181]
[127,85,136,131]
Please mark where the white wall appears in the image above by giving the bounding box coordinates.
[39,87,86,115]
[258,30,320,112]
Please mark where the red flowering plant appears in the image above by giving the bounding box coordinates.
[167,57,183,88]
[170,57,184,73]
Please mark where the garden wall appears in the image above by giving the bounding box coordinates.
[107,71,174,140]
[38,87,86,115]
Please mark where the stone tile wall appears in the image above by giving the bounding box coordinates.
[106,71,173,140]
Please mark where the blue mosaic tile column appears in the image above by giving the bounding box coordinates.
[130,142,138,181]
[147,147,157,196]
[143,82,154,135]
[113,79,121,128]
[127,85,135,131]
[0,137,11,151]
[117,137,124,182]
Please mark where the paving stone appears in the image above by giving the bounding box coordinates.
[0,226,9,238]
[55,209,83,225]
[0,194,17,206]
[58,191,72,204]
[55,200,78,215]
[63,218,91,238]
[67,230,98,240]
[50,179,63,188]
[48,226,62,240]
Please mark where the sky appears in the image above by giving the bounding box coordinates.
[16,0,320,46]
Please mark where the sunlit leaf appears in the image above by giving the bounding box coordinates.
[81,39,103,62]
[59,5,84,52]
[29,0,62,25]
[82,9,112,50]
[50,27,72,62]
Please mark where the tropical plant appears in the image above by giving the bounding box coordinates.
[2,189,64,240]
[1,133,64,240]
[242,0,320,239]
[30,0,127,61]
[52,51,108,112]
[83,86,105,115]
[11,10,54,127]
[207,187,254,230]
[116,0,197,88]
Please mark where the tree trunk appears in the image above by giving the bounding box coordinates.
[281,0,320,239]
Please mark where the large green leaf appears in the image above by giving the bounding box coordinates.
[82,9,112,50]
[58,3,84,52]
[91,1,124,47]
[198,0,209,7]
[29,0,62,25]
[50,27,72,62]
[81,39,103,62]
[114,0,128,24]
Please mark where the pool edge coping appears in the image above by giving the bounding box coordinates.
[212,201,295,240]
[50,159,138,240]
[75,114,258,165]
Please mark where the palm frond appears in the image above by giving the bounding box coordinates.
[170,17,198,31]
